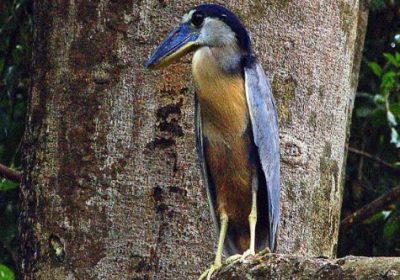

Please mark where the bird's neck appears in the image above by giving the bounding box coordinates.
[192,44,249,144]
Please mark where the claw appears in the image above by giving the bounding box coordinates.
[198,263,221,280]
[242,249,255,258]
[225,254,241,264]
[225,249,255,265]
[258,247,271,256]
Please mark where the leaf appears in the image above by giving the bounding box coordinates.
[368,61,383,77]
[387,110,398,126]
[390,127,400,148]
[370,0,386,11]
[363,210,387,225]
[0,180,18,191]
[371,108,386,127]
[396,52,400,62]
[0,264,15,280]
[383,53,400,67]
[381,71,396,93]
[373,94,385,105]
[383,213,400,238]
[355,106,372,118]
[391,103,400,118]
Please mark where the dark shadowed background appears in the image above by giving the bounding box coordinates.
[0,0,399,278]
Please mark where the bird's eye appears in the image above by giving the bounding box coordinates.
[191,11,204,27]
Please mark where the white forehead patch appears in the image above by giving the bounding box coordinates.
[182,9,196,23]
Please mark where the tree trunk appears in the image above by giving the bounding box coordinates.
[20,0,371,279]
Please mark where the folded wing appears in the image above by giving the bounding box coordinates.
[244,58,280,251]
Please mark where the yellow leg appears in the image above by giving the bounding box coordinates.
[215,212,228,266]
[199,213,228,280]
[249,188,257,255]
[226,182,258,264]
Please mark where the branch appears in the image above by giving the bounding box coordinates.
[340,187,400,231]
[0,163,21,182]
[347,147,399,171]
[209,252,400,279]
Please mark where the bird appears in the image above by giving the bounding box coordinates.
[145,4,280,279]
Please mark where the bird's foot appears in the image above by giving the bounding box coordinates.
[242,248,255,258]
[225,254,241,264]
[198,263,222,280]
[225,249,255,264]
[258,247,271,257]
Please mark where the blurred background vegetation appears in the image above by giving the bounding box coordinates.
[1,0,31,279]
[338,0,400,257]
[0,0,399,279]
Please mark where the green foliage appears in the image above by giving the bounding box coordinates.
[0,0,31,167]
[0,179,18,192]
[383,209,400,239]
[0,264,15,280]
[358,52,400,148]
[0,0,32,277]
[339,0,400,256]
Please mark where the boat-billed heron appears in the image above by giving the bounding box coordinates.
[145,4,280,279]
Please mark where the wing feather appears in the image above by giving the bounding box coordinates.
[195,99,218,229]
[244,59,280,251]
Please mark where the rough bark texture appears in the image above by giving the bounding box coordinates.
[210,252,400,280]
[20,0,372,279]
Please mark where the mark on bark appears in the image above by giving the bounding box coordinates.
[158,0,168,8]
[152,185,163,202]
[308,111,318,131]
[316,143,340,255]
[150,184,175,275]
[320,156,339,194]
[145,91,183,174]
[156,101,184,137]
[273,74,297,125]
[49,235,65,262]
[145,137,176,151]
[246,0,291,19]
[131,255,152,273]
[338,2,355,36]
[280,133,308,167]
[323,142,332,158]
[169,186,187,197]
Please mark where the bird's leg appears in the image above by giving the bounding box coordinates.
[215,212,228,266]
[248,186,257,255]
[226,176,258,263]
[198,212,228,280]
[235,187,257,259]
[243,175,258,257]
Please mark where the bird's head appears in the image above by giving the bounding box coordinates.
[145,4,251,70]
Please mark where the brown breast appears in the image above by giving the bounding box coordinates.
[192,46,254,225]
[192,47,249,144]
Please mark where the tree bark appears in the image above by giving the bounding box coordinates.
[20,0,373,279]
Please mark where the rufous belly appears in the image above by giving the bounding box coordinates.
[193,46,255,252]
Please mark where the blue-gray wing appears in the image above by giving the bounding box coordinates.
[244,59,280,251]
[195,99,218,229]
